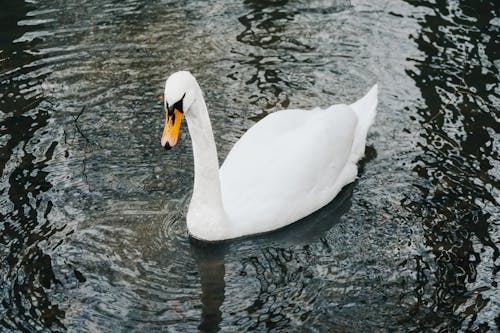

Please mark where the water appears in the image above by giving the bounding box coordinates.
[0,0,498,332]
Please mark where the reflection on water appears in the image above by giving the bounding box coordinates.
[401,0,499,330]
[233,0,351,116]
[0,0,498,332]
[192,182,354,333]
[0,2,66,332]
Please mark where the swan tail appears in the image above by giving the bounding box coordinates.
[349,84,378,162]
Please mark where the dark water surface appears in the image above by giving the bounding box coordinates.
[1,0,498,332]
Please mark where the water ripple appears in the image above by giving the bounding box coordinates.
[0,0,498,332]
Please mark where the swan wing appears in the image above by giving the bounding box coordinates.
[220,104,357,236]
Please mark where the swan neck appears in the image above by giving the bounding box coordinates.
[185,89,229,240]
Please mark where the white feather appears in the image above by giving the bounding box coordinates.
[163,71,378,241]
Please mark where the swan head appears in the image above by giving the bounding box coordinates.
[161,71,198,150]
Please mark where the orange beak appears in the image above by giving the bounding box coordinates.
[161,108,183,150]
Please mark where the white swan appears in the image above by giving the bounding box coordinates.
[161,71,377,241]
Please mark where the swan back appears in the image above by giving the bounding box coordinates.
[219,85,377,238]
[220,105,358,236]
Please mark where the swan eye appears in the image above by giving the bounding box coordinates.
[167,93,186,116]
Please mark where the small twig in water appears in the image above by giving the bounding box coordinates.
[72,106,101,147]
[71,106,100,191]
[73,107,90,144]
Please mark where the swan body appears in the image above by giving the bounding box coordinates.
[162,71,377,241]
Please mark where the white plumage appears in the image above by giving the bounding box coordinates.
[162,71,378,241]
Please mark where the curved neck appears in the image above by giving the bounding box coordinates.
[184,90,230,240]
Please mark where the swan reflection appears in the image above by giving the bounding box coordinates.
[190,184,354,332]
